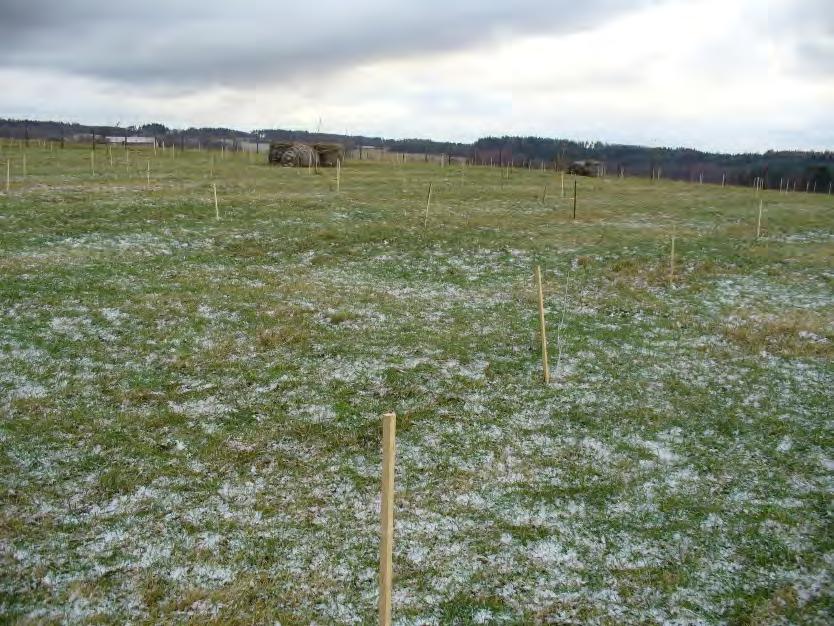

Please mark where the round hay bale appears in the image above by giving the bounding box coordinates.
[268,141,293,164]
[280,143,319,168]
[313,143,344,167]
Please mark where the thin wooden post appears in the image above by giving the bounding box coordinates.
[722,173,726,187]
[336,159,341,193]
[5,159,9,192]
[147,160,150,188]
[572,180,577,220]
[22,154,26,179]
[541,184,548,203]
[90,150,95,176]
[536,266,550,383]
[669,230,676,287]
[423,182,433,228]
[109,144,113,167]
[212,183,219,220]
[561,171,565,198]
[378,411,397,626]
[756,200,763,240]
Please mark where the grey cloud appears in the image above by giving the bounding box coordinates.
[0,0,660,88]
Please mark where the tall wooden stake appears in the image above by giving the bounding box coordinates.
[5,159,9,192]
[536,266,550,384]
[379,411,397,626]
[423,182,433,228]
[147,160,150,188]
[213,183,219,220]
[336,159,341,193]
[561,171,565,198]
[669,230,676,288]
[90,150,95,175]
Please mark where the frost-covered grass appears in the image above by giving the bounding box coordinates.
[1,145,832,624]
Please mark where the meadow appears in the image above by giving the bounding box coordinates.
[0,144,832,624]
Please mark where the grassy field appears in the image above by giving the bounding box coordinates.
[1,144,832,625]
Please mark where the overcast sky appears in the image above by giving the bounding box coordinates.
[1,0,831,152]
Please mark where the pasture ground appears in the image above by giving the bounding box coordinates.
[1,145,832,624]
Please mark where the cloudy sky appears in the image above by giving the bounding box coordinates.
[1,0,831,152]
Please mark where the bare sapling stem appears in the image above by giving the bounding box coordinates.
[572,180,577,220]
[536,265,550,384]
[378,411,397,626]
[669,229,676,288]
[756,200,763,240]
[554,266,572,379]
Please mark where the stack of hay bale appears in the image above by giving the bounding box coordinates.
[267,141,343,167]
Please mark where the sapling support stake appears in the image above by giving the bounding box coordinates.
[423,182,433,229]
[212,183,219,220]
[378,411,397,626]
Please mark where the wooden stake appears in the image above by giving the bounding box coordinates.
[541,184,548,203]
[147,160,150,188]
[561,172,565,198]
[379,411,397,626]
[536,266,550,384]
[423,182,433,228]
[722,172,726,187]
[109,145,113,167]
[336,159,341,192]
[5,159,9,192]
[669,230,676,288]
[213,183,219,220]
[756,200,763,240]
[22,154,26,178]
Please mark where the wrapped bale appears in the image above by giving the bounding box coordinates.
[313,143,344,167]
[268,141,293,164]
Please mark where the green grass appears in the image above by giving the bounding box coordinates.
[1,144,832,624]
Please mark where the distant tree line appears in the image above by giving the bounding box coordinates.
[2,119,831,192]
